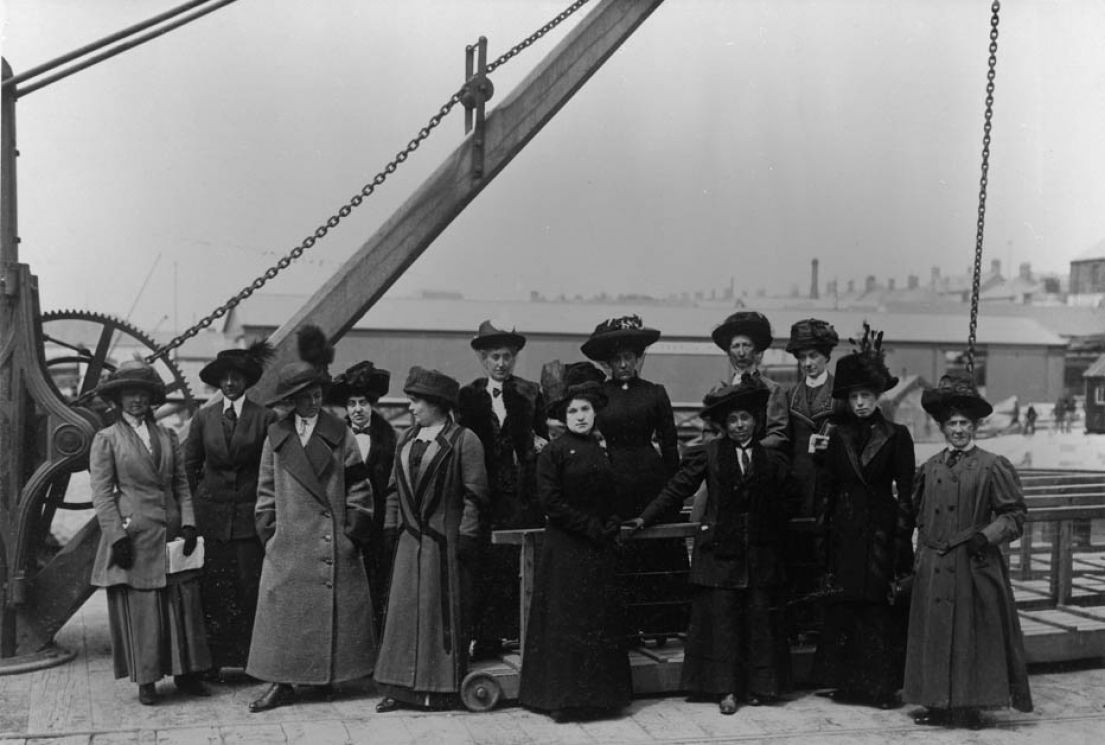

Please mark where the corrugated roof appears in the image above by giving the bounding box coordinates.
[227,294,1068,347]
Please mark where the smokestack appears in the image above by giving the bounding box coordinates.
[847,279,855,294]
[810,259,820,300]
[865,275,877,293]
[907,275,919,290]
[1019,262,1032,281]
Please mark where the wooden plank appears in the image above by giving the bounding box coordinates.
[248,0,668,402]
[1056,520,1074,604]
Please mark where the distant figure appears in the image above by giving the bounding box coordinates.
[1052,398,1066,433]
[1023,405,1037,435]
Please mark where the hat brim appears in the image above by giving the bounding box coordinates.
[784,338,838,355]
[471,332,527,352]
[581,328,661,361]
[548,387,608,422]
[700,388,770,423]
[96,378,167,407]
[267,376,326,407]
[711,322,772,352]
[921,389,993,421]
[326,375,390,405]
[403,385,457,409]
[199,357,263,389]
[831,376,899,399]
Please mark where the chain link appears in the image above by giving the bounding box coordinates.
[966,0,1000,377]
[148,0,589,363]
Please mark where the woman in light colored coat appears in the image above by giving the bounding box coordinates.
[245,360,376,712]
[374,367,488,712]
[90,361,211,706]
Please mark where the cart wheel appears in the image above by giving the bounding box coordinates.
[460,671,503,712]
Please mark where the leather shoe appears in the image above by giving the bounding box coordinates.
[719,693,738,715]
[174,674,210,697]
[138,683,158,706]
[375,696,400,713]
[249,683,295,713]
[912,708,947,726]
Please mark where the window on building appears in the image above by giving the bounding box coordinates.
[944,349,987,388]
[1096,385,1105,406]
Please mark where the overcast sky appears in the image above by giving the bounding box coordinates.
[3,0,1104,340]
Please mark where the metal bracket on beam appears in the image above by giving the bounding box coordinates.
[461,36,494,179]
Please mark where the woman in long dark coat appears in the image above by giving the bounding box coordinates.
[904,373,1032,729]
[627,375,799,715]
[374,367,488,712]
[812,325,915,709]
[90,361,211,705]
[519,363,631,720]
[582,315,688,641]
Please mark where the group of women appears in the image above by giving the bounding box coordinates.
[87,310,1032,730]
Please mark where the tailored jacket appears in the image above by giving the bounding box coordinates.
[90,419,194,590]
[717,372,790,450]
[456,376,547,529]
[245,411,376,685]
[786,375,841,516]
[374,420,488,693]
[344,410,398,533]
[640,440,799,589]
[184,397,277,541]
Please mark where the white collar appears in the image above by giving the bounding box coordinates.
[295,413,318,428]
[487,378,505,392]
[122,411,147,429]
[805,370,829,388]
[735,439,753,450]
[415,421,447,442]
[948,443,976,454]
[223,396,244,416]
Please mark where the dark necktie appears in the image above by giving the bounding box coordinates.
[223,405,237,442]
[946,449,963,469]
[738,446,751,476]
[351,425,370,436]
[492,388,502,398]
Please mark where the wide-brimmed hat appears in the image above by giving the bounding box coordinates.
[470,319,526,352]
[269,361,327,406]
[711,311,773,352]
[921,371,993,422]
[327,361,391,405]
[831,323,898,398]
[548,361,608,420]
[699,374,770,424]
[199,339,275,389]
[581,315,661,361]
[96,360,167,406]
[403,366,459,409]
[785,318,840,356]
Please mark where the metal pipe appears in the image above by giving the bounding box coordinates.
[14,0,240,98]
[2,0,213,90]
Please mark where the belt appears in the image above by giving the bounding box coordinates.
[918,526,978,556]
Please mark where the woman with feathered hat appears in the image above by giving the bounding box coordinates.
[710,311,789,450]
[90,360,211,705]
[185,339,278,679]
[903,372,1032,729]
[581,314,688,642]
[811,324,915,709]
[327,360,397,635]
[519,362,632,721]
[625,375,800,715]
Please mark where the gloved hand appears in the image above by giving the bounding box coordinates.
[967,533,989,558]
[182,526,198,556]
[622,517,646,536]
[457,534,479,566]
[111,535,135,570]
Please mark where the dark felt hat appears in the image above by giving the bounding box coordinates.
[785,318,840,355]
[921,371,993,422]
[96,360,167,406]
[711,311,773,352]
[199,339,275,389]
[327,361,391,405]
[699,374,770,424]
[581,315,661,361]
[269,361,327,406]
[403,366,460,409]
[548,362,608,421]
[470,320,527,352]
[831,323,898,398]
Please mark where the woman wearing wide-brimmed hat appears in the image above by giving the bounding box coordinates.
[904,373,1032,729]
[89,360,211,705]
[245,355,376,713]
[811,324,915,709]
[626,375,800,715]
[581,315,688,642]
[519,362,632,721]
[374,367,489,712]
[710,311,789,450]
[185,340,278,677]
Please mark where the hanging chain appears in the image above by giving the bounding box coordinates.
[148,0,590,363]
[966,0,1000,377]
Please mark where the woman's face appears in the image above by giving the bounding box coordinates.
[409,395,447,428]
[565,398,596,434]
[480,346,517,383]
[119,388,152,418]
[942,412,977,449]
[606,348,640,383]
[848,389,879,419]
[724,409,756,443]
[219,369,248,401]
[346,395,371,429]
[795,349,829,379]
[727,334,758,372]
[292,384,323,419]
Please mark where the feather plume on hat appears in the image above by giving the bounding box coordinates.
[296,324,335,380]
[831,321,898,398]
[247,338,276,366]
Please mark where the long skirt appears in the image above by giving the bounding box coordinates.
[472,542,521,648]
[107,572,211,685]
[199,536,263,669]
[813,600,907,699]
[519,526,631,712]
[682,586,789,698]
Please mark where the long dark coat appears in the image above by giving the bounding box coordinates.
[519,431,631,712]
[903,448,1033,712]
[184,397,276,667]
[245,411,376,685]
[812,411,915,698]
[374,421,488,699]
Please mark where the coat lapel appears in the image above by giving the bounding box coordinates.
[117,420,161,478]
[417,424,459,520]
[837,424,867,485]
[270,418,329,506]
[860,417,892,469]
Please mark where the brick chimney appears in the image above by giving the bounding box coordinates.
[810,258,820,300]
[865,275,877,293]
[907,275,919,290]
[1019,262,1032,281]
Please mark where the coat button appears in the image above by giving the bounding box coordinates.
[324,558,333,565]
[948,505,955,512]
[325,581,333,588]
[322,511,331,518]
[323,535,332,542]
[935,568,940,574]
